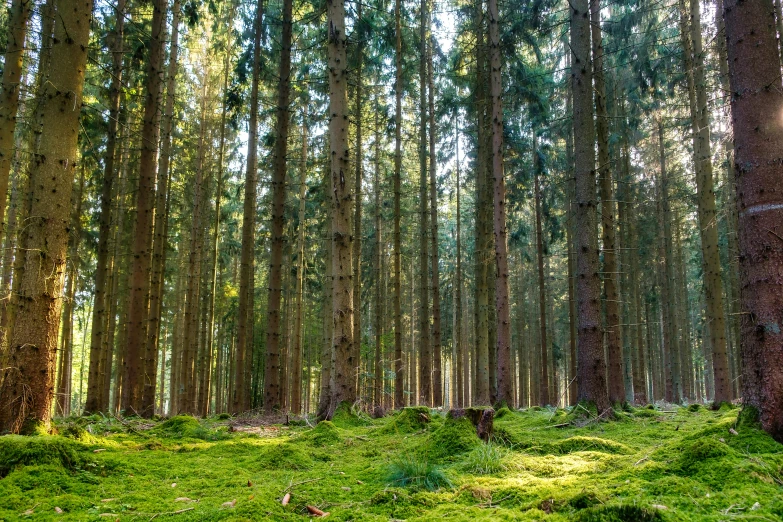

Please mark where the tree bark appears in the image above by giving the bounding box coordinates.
[723,0,783,441]
[0,0,92,434]
[533,136,550,406]
[234,0,263,414]
[327,0,355,411]
[392,0,404,410]
[571,0,609,413]
[291,107,308,415]
[123,0,167,412]
[428,18,442,407]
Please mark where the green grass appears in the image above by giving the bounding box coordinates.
[0,406,781,520]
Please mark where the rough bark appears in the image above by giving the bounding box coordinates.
[0,0,92,434]
[723,0,783,441]
[123,0,166,412]
[352,0,364,402]
[428,20,442,407]
[571,0,609,413]
[292,109,308,415]
[327,0,355,411]
[533,137,550,406]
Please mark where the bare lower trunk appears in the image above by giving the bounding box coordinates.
[392,0,404,410]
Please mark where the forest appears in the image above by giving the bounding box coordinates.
[0,0,781,518]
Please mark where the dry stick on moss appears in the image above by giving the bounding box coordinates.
[148,507,194,520]
[283,477,322,494]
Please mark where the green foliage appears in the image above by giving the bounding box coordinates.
[331,402,372,428]
[153,415,230,441]
[554,436,632,455]
[0,436,88,477]
[254,443,313,470]
[387,455,452,491]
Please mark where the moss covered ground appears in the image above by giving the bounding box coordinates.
[0,405,781,521]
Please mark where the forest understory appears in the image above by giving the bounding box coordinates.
[1,405,781,521]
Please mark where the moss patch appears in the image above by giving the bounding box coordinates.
[380,407,431,434]
[426,416,481,461]
[0,436,88,477]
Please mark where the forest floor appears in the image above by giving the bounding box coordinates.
[1,403,781,521]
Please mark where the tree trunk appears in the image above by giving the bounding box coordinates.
[352,0,364,403]
[0,0,92,434]
[327,0,354,411]
[123,0,166,412]
[264,0,293,413]
[373,106,383,412]
[417,0,431,407]
[234,0,263,414]
[571,0,609,413]
[142,0,181,417]
[392,0,404,410]
[723,0,783,441]
[533,137,550,406]
[428,20,443,407]
[291,108,308,416]
[454,117,464,408]
[590,0,624,404]
[678,0,731,405]
[0,0,32,248]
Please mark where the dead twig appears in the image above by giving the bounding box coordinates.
[283,477,323,494]
[149,507,195,520]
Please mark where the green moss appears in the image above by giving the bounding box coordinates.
[155,415,201,436]
[380,407,431,434]
[568,490,603,510]
[574,504,664,521]
[297,420,342,446]
[0,436,88,477]
[331,402,372,428]
[426,416,481,461]
[255,443,313,470]
[494,406,511,418]
[555,436,632,455]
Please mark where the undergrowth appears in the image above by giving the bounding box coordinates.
[0,405,780,520]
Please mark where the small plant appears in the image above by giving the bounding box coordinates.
[387,455,452,491]
[462,442,508,474]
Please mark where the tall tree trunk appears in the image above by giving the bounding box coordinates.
[0,0,32,248]
[373,106,383,412]
[234,0,263,414]
[327,0,354,411]
[417,0,431,407]
[265,0,293,413]
[590,0,624,404]
[428,19,443,407]
[533,136,550,406]
[571,0,609,413]
[723,0,783,441]
[678,0,731,405]
[84,0,126,413]
[352,0,364,403]
[317,149,334,418]
[123,0,166,412]
[392,0,404,409]
[657,120,680,403]
[474,3,491,405]
[454,117,464,408]
[142,0,181,417]
[291,107,308,415]
[0,0,92,434]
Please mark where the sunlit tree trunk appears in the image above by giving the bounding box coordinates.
[533,135,550,406]
[291,108,308,416]
[392,0,404,410]
[0,0,92,434]
[327,0,355,412]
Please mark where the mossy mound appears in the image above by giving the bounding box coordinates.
[155,415,201,437]
[574,504,664,521]
[0,436,87,477]
[674,437,731,471]
[331,402,372,428]
[59,424,100,444]
[555,436,631,455]
[494,406,511,418]
[426,416,481,461]
[568,490,603,510]
[381,407,431,434]
[255,443,313,470]
[297,420,342,447]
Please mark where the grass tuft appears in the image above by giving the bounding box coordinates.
[461,442,508,474]
[387,455,452,491]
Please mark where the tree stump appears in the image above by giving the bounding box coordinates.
[448,407,494,441]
